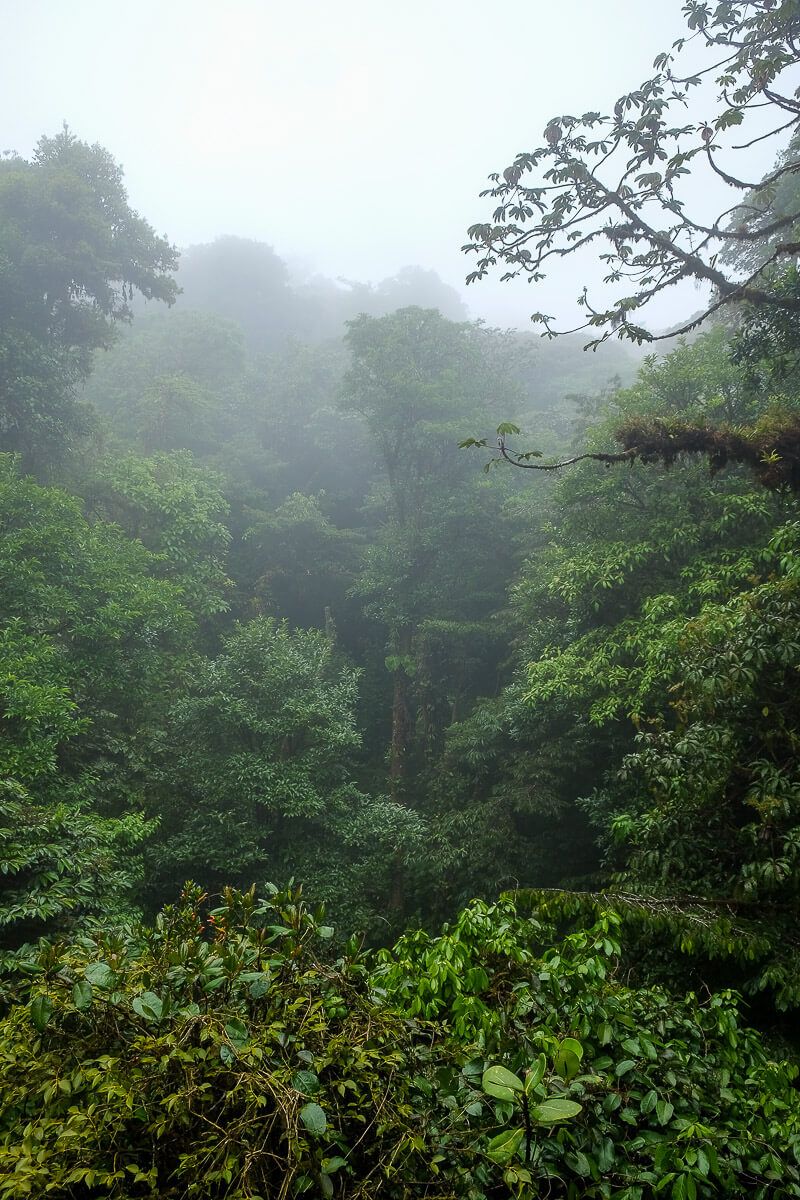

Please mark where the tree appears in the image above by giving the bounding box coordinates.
[343,310,519,797]
[175,236,296,352]
[82,309,248,456]
[0,454,201,818]
[83,451,232,620]
[239,492,362,628]
[0,128,177,466]
[465,1,800,346]
[454,316,800,1009]
[0,780,148,970]
[146,618,424,929]
[579,518,800,1010]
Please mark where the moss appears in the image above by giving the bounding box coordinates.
[613,413,800,489]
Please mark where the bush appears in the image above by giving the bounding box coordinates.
[0,885,798,1198]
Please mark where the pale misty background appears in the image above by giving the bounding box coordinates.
[1,1,781,337]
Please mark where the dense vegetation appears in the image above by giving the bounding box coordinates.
[2,3,800,1194]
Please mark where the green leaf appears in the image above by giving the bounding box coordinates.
[459,437,488,448]
[485,1126,524,1163]
[224,1018,249,1048]
[524,1053,547,1092]
[656,1098,674,1125]
[482,1064,524,1101]
[554,1038,584,1080]
[320,1174,334,1199]
[615,1058,636,1077]
[219,1044,235,1066]
[318,926,334,940]
[72,980,93,1010]
[531,1097,583,1124]
[567,1150,593,1177]
[132,991,163,1022]
[248,973,271,999]
[321,1157,347,1174]
[292,1070,319,1095]
[84,962,115,989]
[30,994,53,1032]
[300,1102,327,1137]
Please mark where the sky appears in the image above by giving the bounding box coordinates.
[0,1,789,333]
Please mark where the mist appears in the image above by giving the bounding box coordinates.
[3,5,800,1192]
[3,0,702,338]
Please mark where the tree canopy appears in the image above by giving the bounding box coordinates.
[0,128,178,466]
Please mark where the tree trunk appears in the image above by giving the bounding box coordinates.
[388,628,413,796]
[388,627,413,914]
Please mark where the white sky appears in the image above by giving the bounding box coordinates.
[0,1,788,333]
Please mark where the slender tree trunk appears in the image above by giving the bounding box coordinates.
[388,626,413,914]
[388,627,413,795]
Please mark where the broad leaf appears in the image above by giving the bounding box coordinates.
[84,962,115,989]
[30,994,53,1032]
[72,980,93,1011]
[292,1070,319,1095]
[224,1019,248,1048]
[485,1126,524,1163]
[300,1102,327,1137]
[531,1097,583,1124]
[132,991,164,1022]
[482,1064,524,1102]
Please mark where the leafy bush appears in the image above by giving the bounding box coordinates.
[1,886,798,1198]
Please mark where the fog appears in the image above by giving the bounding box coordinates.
[2,0,718,336]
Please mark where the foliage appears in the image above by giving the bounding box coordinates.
[1,886,799,1198]
[0,128,177,467]
[240,492,362,628]
[0,454,199,810]
[451,316,800,1009]
[0,780,148,966]
[343,308,521,798]
[83,309,248,456]
[441,320,800,996]
[174,236,298,352]
[84,451,232,618]
[723,130,800,276]
[577,521,800,1008]
[145,619,424,928]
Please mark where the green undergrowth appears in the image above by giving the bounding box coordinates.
[1,884,799,1198]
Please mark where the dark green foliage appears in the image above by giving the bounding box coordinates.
[575,522,800,1009]
[439,320,800,1010]
[1,886,798,1198]
[0,454,199,811]
[146,619,424,929]
[343,309,522,798]
[0,780,148,966]
[0,128,177,468]
[3,96,800,1200]
[83,450,232,618]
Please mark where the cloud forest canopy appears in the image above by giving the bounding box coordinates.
[465,0,800,345]
[3,4,800,1195]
